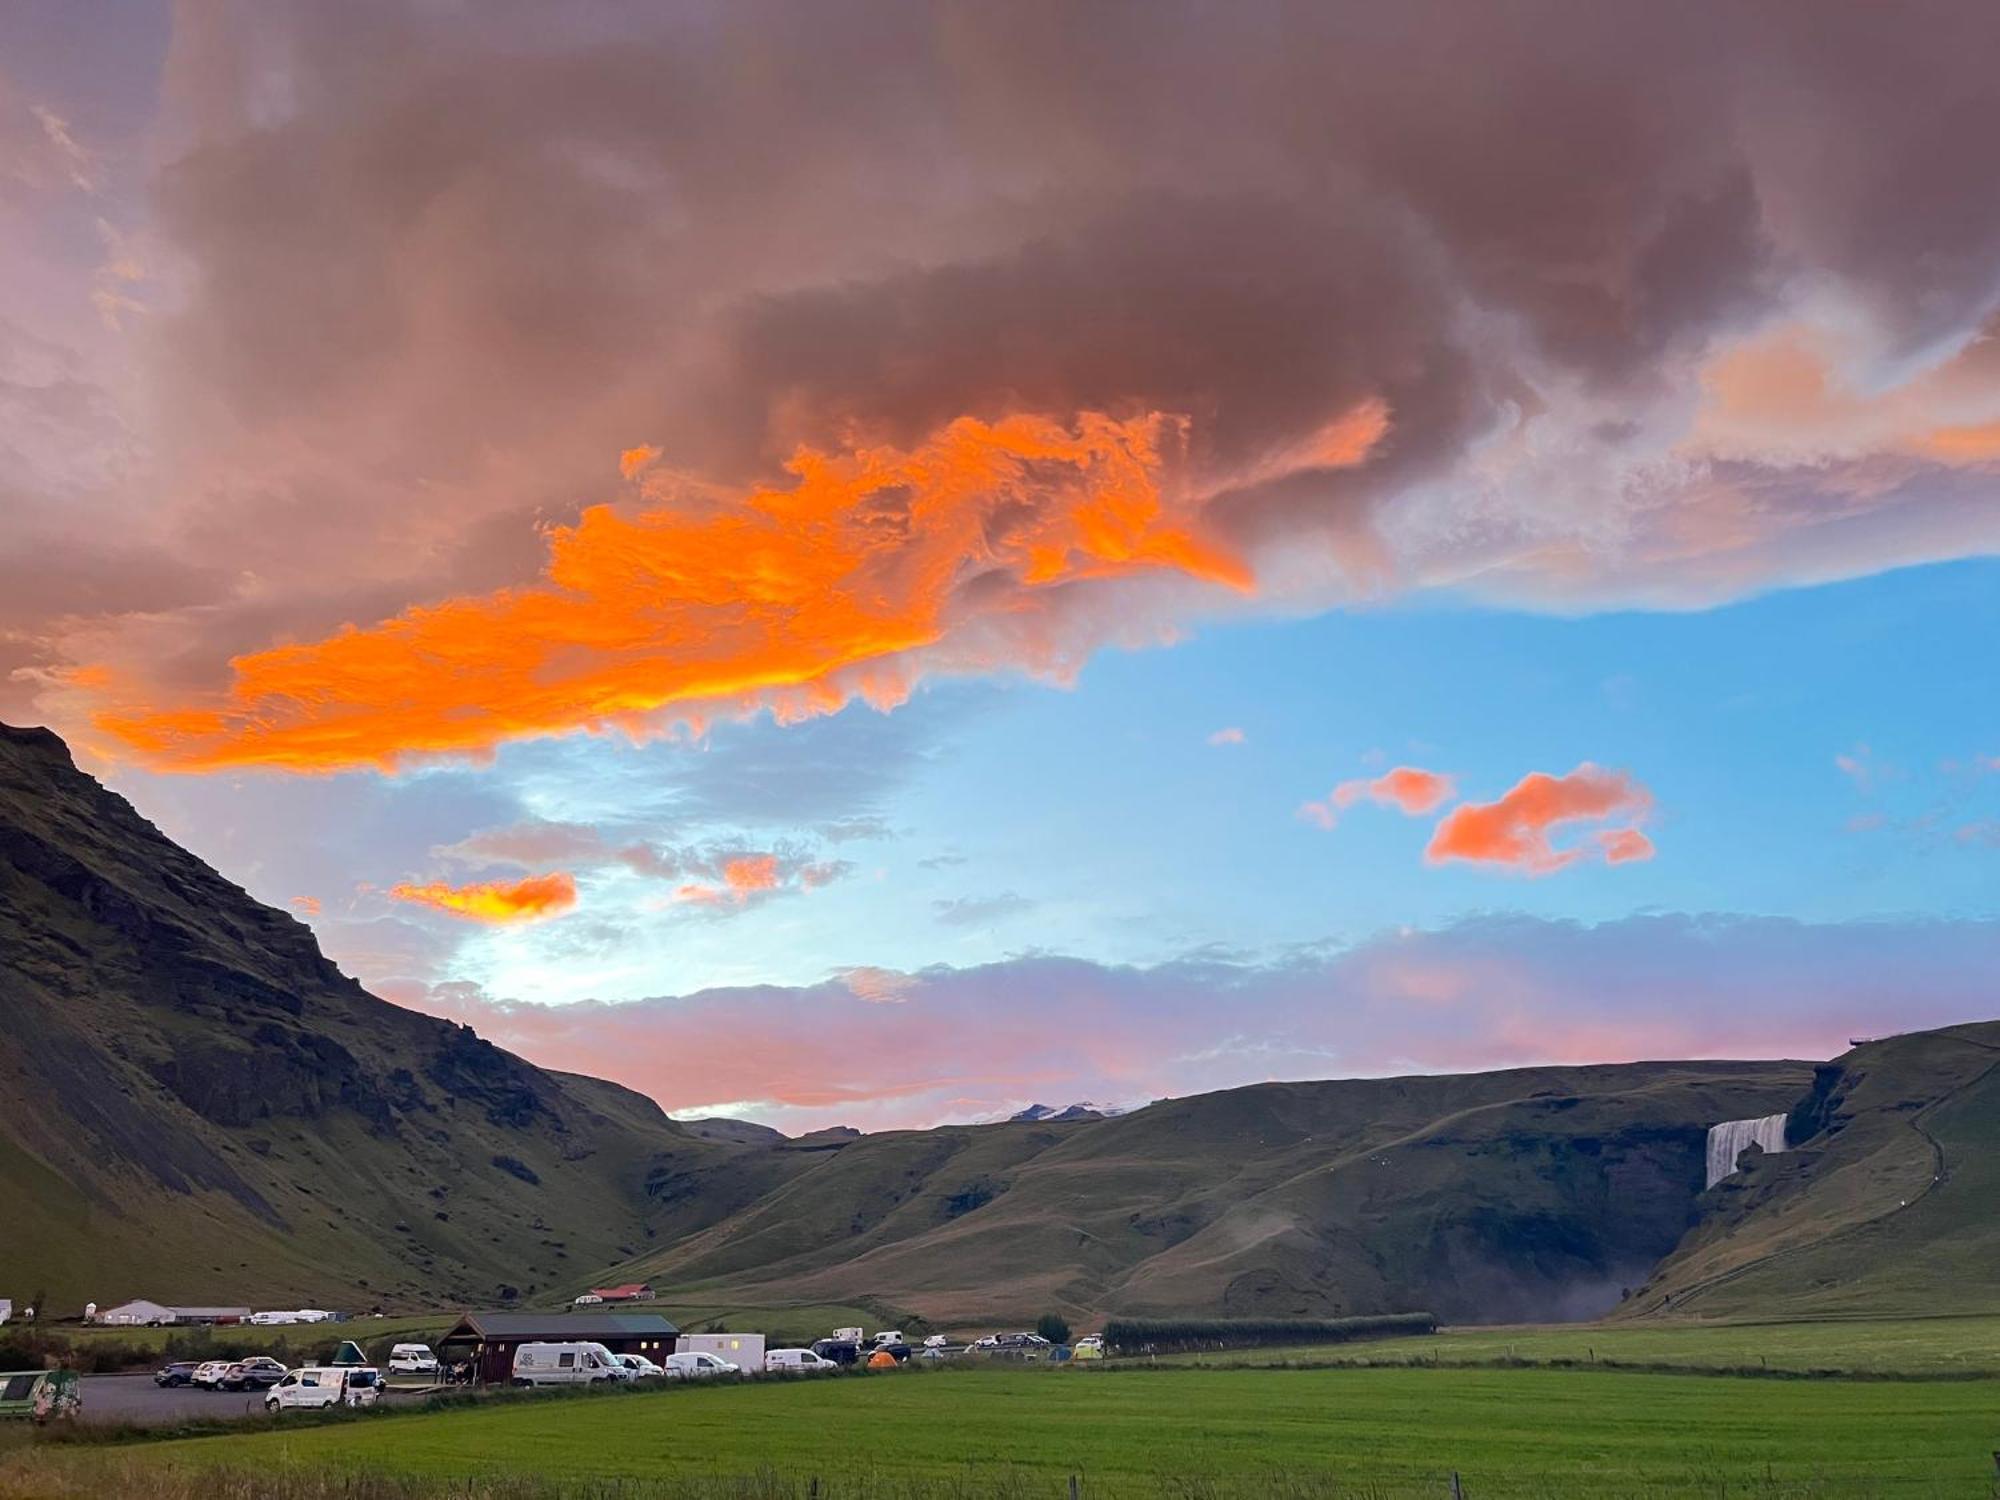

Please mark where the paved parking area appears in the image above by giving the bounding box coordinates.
[78,1375,432,1425]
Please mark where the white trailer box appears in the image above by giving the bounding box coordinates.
[0,1299,11,1325]
[677,1332,765,1370]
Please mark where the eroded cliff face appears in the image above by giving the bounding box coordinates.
[0,723,786,1309]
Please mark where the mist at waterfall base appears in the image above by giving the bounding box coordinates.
[1707,1115,1790,1190]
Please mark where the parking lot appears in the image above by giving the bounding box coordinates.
[78,1374,431,1425]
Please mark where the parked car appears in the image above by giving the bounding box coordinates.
[152,1362,198,1388]
[809,1339,862,1366]
[617,1354,664,1379]
[387,1343,440,1376]
[765,1348,837,1375]
[661,1351,738,1380]
[970,1333,1002,1350]
[190,1361,234,1390]
[511,1342,630,1388]
[1072,1335,1105,1361]
[264,1366,381,1413]
[222,1357,289,1391]
[872,1330,905,1347]
[922,1335,950,1349]
[571,1293,604,1306]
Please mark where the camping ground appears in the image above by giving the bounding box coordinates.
[6,1317,2000,1498]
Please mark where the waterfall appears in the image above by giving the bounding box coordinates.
[1705,1113,1789,1189]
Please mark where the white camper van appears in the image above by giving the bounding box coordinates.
[677,1332,765,1370]
[387,1343,440,1375]
[264,1366,381,1413]
[510,1341,631,1388]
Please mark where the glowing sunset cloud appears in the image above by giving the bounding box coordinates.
[1426,766,1652,875]
[1301,765,1455,829]
[389,872,578,924]
[93,412,1260,774]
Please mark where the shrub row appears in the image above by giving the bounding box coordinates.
[1101,1312,1436,1354]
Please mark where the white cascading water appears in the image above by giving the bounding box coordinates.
[1705,1113,1789,1189]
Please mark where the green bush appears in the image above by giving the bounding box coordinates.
[1033,1313,1070,1346]
[1100,1312,1436,1355]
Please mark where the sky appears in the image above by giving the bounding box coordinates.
[2,1,1996,1131]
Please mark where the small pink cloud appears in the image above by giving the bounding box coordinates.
[1301,765,1455,829]
[1596,826,1656,865]
[1207,726,1247,746]
[1426,764,1652,875]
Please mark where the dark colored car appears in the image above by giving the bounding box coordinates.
[153,1362,198,1388]
[875,1342,913,1363]
[809,1339,861,1366]
[221,1357,290,1391]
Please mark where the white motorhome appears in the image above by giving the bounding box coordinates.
[510,1341,631,1388]
[264,1366,381,1413]
[0,1300,11,1326]
[387,1343,440,1375]
[677,1332,765,1369]
[831,1326,864,1343]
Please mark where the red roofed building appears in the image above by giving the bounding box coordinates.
[590,1283,655,1302]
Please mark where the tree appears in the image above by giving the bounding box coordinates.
[1035,1311,1071,1346]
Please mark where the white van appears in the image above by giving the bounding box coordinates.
[387,1343,440,1375]
[662,1350,739,1380]
[510,1341,631,1388]
[765,1348,837,1375]
[677,1332,765,1369]
[264,1366,381,1413]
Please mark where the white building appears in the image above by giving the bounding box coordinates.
[96,1299,177,1325]
[94,1300,253,1326]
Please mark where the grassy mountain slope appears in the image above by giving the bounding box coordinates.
[0,724,802,1311]
[606,1060,1813,1326]
[9,722,1991,1330]
[1625,1020,2000,1320]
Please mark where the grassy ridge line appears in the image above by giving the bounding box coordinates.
[8,1366,1995,1498]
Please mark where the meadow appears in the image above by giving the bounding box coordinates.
[6,1358,2000,1498]
[1151,1314,2000,1379]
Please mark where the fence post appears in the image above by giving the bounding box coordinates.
[1069,1475,1082,1500]
[1450,1472,1464,1499]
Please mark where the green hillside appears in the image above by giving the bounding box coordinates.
[7,721,1995,1331]
[1626,1020,2000,1320]
[606,1059,1812,1326]
[0,723,802,1312]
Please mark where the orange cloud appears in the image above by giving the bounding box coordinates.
[389,871,578,923]
[1596,826,1656,865]
[618,444,662,479]
[722,854,780,893]
[1207,726,1246,746]
[1425,765,1651,875]
[91,411,1260,774]
[1301,764,1455,829]
[289,895,322,916]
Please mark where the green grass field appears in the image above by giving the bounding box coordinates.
[9,1362,2000,1498]
[1153,1314,2000,1378]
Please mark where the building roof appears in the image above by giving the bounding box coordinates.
[169,1307,252,1317]
[591,1284,653,1299]
[441,1310,680,1342]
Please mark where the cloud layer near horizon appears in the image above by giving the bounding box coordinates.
[7,2,2000,766]
[396,912,2000,1132]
